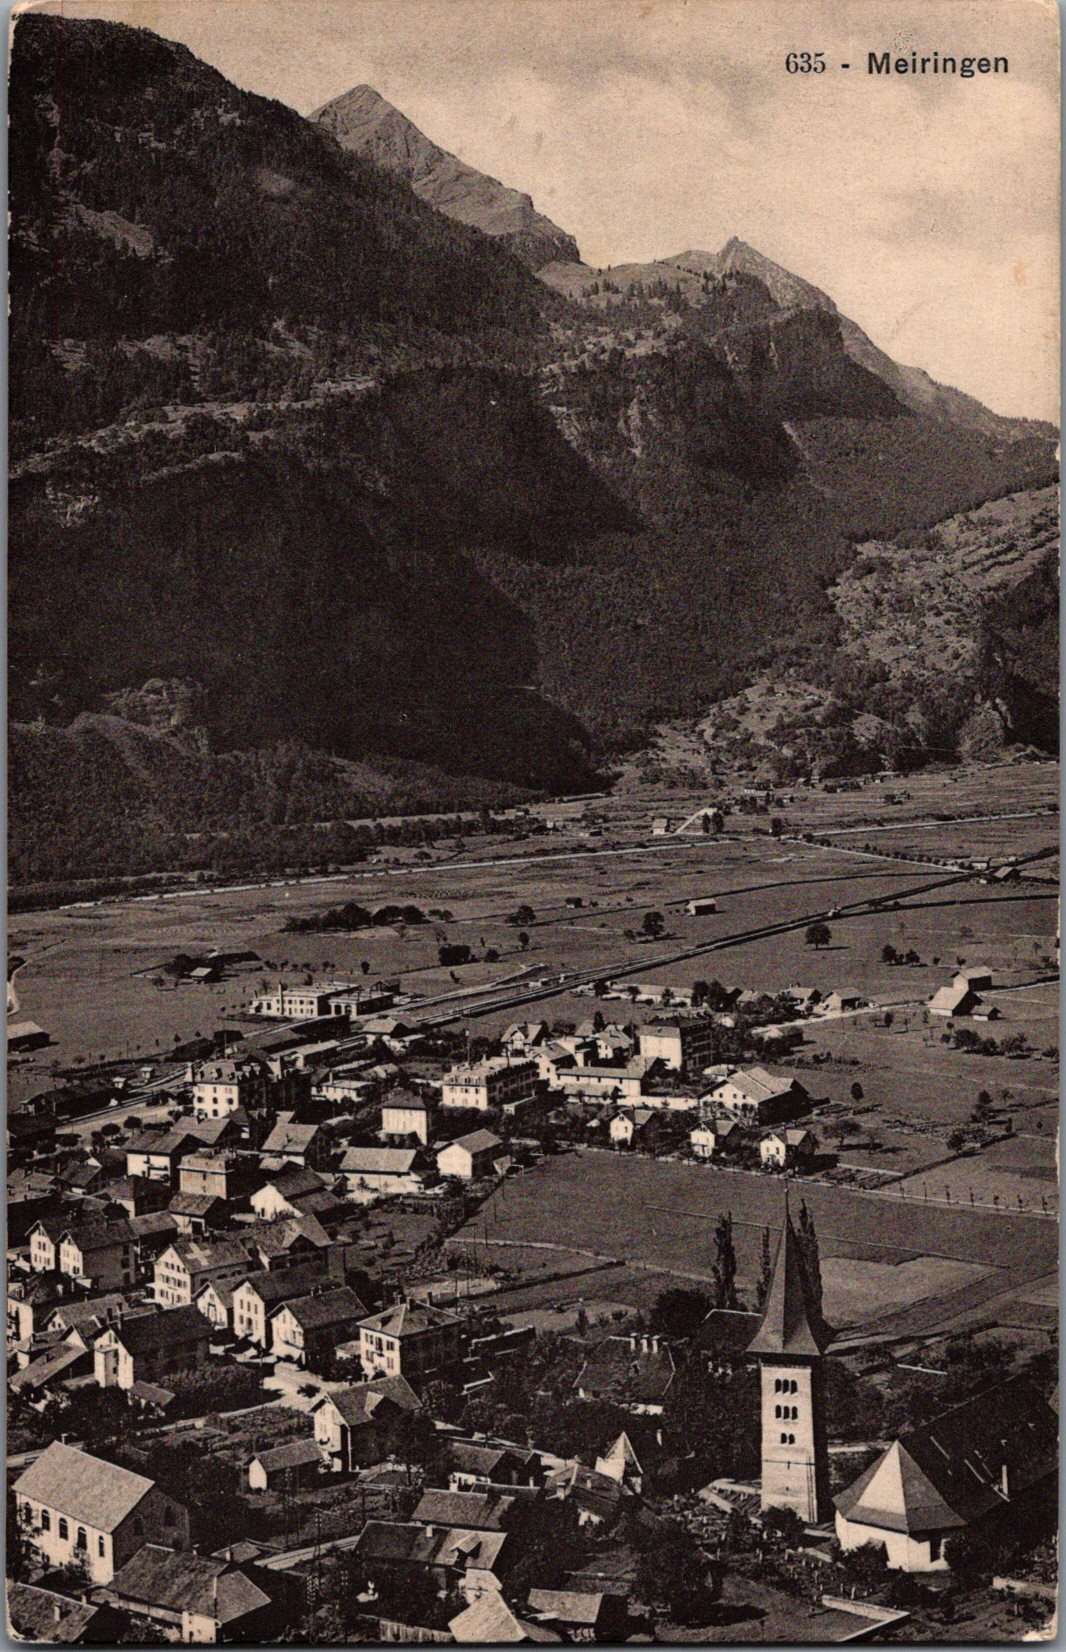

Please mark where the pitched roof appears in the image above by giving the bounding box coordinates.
[251,1440,324,1474]
[59,1217,134,1252]
[236,1264,325,1306]
[340,1146,421,1175]
[450,1592,560,1644]
[108,1544,270,1624]
[13,1441,158,1531]
[747,1206,832,1358]
[314,1374,422,1425]
[577,1336,675,1403]
[527,1589,606,1626]
[442,1129,503,1155]
[835,1377,1057,1534]
[716,1066,796,1101]
[166,1236,251,1274]
[412,1488,515,1531]
[259,1166,326,1199]
[5,1582,109,1644]
[108,1305,212,1354]
[262,1120,319,1153]
[275,1286,367,1330]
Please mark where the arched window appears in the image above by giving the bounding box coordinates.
[780,1432,789,1445]
[791,1379,799,1394]
[58,1518,69,1542]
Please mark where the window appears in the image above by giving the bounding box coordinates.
[40,1510,50,1532]
[75,1527,87,1551]
[780,1433,789,1445]
[774,1404,781,1419]
[98,1536,106,1558]
[58,1518,69,1541]
[930,1534,943,1561]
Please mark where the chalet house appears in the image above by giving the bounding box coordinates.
[269,1285,367,1369]
[609,1107,660,1151]
[576,1334,675,1414]
[436,1129,503,1181]
[638,1016,716,1075]
[956,967,994,992]
[823,989,866,1014]
[380,1092,434,1146]
[103,1542,282,1643]
[260,1117,328,1170]
[57,1218,138,1291]
[194,1278,236,1331]
[248,1440,324,1492]
[231,1263,326,1347]
[351,1519,513,1606]
[13,1441,189,1585]
[155,1237,251,1308]
[439,1057,538,1112]
[555,1060,650,1102]
[412,1488,518,1533]
[105,1175,172,1220]
[311,1374,422,1472]
[760,1128,817,1169]
[544,1460,626,1528]
[358,1301,463,1387]
[339,1145,434,1201]
[130,1210,182,1262]
[710,1067,809,1126]
[502,1021,550,1053]
[447,1440,545,1492]
[7,1274,72,1343]
[689,1118,738,1159]
[835,1378,1057,1572]
[94,1303,212,1391]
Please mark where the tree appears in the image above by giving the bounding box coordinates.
[796,1201,823,1320]
[712,1213,739,1309]
[633,1521,723,1623]
[509,904,536,926]
[755,1226,774,1311]
[762,1505,805,1546]
[517,931,530,951]
[850,1081,864,1102]
[650,1287,713,1341]
[881,943,899,965]
[642,910,665,940]
[805,922,831,949]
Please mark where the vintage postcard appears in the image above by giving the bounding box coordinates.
[6,0,1059,1643]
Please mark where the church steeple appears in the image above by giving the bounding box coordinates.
[749,1195,832,1358]
[752,1190,832,1525]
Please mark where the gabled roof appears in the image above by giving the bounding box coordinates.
[235,1263,325,1306]
[442,1129,503,1155]
[258,1166,326,1199]
[6,1583,110,1644]
[108,1544,271,1624]
[450,1592,560,1644]
[412,1488,515,1531]
[274,1285,367,1330]
[107,1305,212,1355]
[164,1236,251,1274]
[313,1374,422,1425]
[340,1146,421,1175]
[251,1440,324,1474]
[59,1217,134,1253]
[835,1377,1057,1534]
[747,1206,831,1358]
[14,1441,158,1531]
[262,1121,319,1153]
[715,1065,797,1102]
[527,1588,607,1626]
[577,1336,675,1403]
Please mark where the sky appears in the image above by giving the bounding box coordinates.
[24,0,1060,420]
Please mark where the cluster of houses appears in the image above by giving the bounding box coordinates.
[9,1204,1058,1644]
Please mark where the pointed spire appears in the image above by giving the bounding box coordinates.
[748,1196,832,1358]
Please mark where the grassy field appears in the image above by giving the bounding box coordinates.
[458,1150,1057,1331]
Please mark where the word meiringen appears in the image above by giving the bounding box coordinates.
[869,50,1008,77]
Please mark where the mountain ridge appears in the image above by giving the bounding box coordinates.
[312,82,580,271]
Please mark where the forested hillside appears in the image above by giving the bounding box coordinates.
[8,13,1058,883]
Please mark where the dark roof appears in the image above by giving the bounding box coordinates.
[836,1377,1058,1534]
[262,1166,326,1199]
[60,1217,134,1252]
[166,1193,222,1218]
[314,1374,422,1425]
[5,1582,109,1643]
[111,1305,212,1354]
[131,1211,182,1238]
[696,1309,762,1356]
[276,1286,366,1331]
[251,1440,324,1473]
[747,1206,832,1358]
[577,1336,675,1404]
[108,1544,271,1624]
[237,1263,325,1306]
[412,1488,515,1531]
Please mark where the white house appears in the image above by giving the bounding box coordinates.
[13,1441,189,1585]
[436,1129,503,1181]
[339,1146,433,1201]
[710,1067,808,1126]
[380,1093,433,1146]
[760,1128,817,1169]
[439,1057,537,1112]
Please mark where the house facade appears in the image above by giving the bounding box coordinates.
[439,1058,537,1112]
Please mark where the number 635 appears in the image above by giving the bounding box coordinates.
[785,52,826,72]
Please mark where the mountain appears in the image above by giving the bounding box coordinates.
[540,238,1048,440]
[312,84,580,271]
[8,15,1058,884]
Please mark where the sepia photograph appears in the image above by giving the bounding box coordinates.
[6,0,1060,1642]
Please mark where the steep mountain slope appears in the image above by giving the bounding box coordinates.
[8,15,1058,883]
[312,84,580,271]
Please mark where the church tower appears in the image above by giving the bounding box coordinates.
[749,1198,832,1525]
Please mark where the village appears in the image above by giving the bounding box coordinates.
[6,765,1060,1644]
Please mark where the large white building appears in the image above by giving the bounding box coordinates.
[13,1441,189,1585]
[439,1057,537,1112]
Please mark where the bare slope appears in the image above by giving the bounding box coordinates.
[312,84,580,271]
